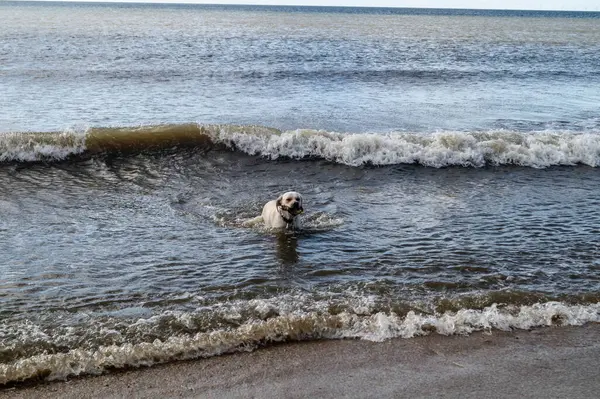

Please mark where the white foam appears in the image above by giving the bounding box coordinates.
[302,211,345,230]
[0,131,86,162]
[216,210,343,232]
[3,126,599,168]
[1,301,598,384]
[207,126,600,168]
[346,302,600,342]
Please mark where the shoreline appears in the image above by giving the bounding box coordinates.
[2,323,599,398]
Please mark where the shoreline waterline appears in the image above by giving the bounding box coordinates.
[2,323,599,397]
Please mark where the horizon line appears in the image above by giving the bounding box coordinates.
[5,0,600,13]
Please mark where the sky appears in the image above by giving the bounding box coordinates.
[32,0,600,12]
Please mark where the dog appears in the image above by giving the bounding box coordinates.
[262,191,304,229]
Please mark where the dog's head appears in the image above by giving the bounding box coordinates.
[276,191,304,216]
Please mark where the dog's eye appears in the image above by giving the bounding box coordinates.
[286,198,292,202]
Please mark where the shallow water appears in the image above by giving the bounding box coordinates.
[1,2,599,384]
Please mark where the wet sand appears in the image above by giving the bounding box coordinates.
[2,323,599,399]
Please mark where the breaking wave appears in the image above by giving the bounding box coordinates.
[1,123,600,168]
[1,298,599,385]
[0,130,87,163]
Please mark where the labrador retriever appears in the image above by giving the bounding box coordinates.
[261,191,304,229]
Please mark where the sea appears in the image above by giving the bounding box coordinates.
[1,1,600,385]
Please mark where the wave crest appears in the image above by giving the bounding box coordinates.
[2,124,600,168]
[0,131,86,162]
[1,301,598,385]
[210,126,600,168]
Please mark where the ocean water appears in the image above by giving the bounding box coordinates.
[1,1,600,385]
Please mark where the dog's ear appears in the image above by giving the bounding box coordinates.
[276,195,283,208]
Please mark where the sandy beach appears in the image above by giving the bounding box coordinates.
[2,323,599,399]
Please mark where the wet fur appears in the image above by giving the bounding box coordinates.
[261,191,303,229]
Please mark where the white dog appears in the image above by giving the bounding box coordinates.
[261,191,304,229]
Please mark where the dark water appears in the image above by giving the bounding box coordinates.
[1,2,600,385]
